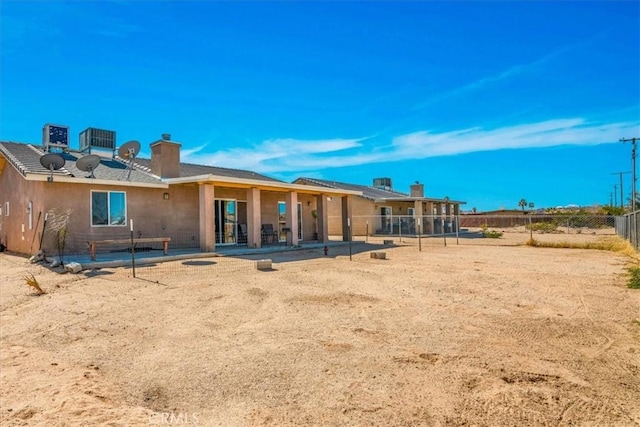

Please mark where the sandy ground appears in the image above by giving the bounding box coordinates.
[1,232,639,426]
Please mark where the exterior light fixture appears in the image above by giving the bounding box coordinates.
[163,192,170,200]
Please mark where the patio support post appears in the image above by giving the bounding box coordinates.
[316,193,329,243]
[432,202,439,234]
[341,196,352,242]
[445,202,452,233]
[285,191,299,246]
[199,183,216,252]
[454,203,460,244]
[414,200,423,235]
[425,201,434,234]
[247,187,262,248]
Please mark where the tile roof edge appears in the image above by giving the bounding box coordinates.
[0,142,29,176]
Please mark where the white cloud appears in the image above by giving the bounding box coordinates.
[182,137,365,172]
[390,119,639,158]
[413,43,576,112]
[183,119,639,175]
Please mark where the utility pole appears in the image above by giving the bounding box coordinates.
[613,184,617,207]
[611,171,630,208]
[621,137,639,248]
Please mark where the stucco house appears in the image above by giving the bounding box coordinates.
[293,177,465,236]
[0,134,360,257]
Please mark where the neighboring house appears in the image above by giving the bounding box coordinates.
[294,177,465,236]
[0,135,360,256]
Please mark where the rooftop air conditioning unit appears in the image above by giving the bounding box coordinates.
[79,127,116,154]
[373,177,392,190]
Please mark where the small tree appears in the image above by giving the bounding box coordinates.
[518,198,528,212]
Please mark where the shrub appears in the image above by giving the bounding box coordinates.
[24,274,46,295]
[525,236,636,255]
[525,221,558,233]
[628,266,640,289]
[483,230,503,238]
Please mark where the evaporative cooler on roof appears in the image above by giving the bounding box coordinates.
[42,124,69,152]
[79,128,116,153]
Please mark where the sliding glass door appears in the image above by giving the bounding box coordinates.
[214,199,237,244]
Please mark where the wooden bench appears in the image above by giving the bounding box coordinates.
[88,237,171,261]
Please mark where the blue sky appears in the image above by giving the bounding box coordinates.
[1,1,638,211]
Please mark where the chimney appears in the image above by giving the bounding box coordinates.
[410,182,424,198]
[150,134,181,178]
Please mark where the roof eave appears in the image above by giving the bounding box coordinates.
[165,174,362,196]
[24,173,168,188]
[374,197,467,204]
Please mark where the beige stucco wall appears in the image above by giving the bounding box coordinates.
[323,195,461,237]
[0,164,46,255]
[0,152,358,255]
[0,161,329,257]
[259,191,317,241]
[0,168,205,255]
[325,195,372,236]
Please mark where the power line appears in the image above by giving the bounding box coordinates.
[610,171,630,208]
[620,137,639,248]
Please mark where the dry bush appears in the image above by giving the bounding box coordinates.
[23,273,46,295]
[526,236,636,256]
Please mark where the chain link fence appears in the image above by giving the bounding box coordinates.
[615,210,640,250]
[336,213,619,249]
[336,214,616,238]
[33,212,632,283]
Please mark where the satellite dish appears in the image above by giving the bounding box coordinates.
[76,154,101,178]
[40,153,65,182]
[117,140,140,180]
[118,140,140,159]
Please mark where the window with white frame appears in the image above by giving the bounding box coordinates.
[4,202,8,216]
[91,191,126,226]
[277,201,303,241]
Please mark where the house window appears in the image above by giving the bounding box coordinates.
[91,191,126,226]
[380,206,392,233]
[277,202,287,242]
[4,202,8,216]
[277,201,303,241]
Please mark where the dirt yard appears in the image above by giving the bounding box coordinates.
[1,233,639,426]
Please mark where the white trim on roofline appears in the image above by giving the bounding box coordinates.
[378,197,467,204]
[21,171,363,195]
[24,173,169,188]
[164,174,363,196]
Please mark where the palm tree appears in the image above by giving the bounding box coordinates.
[518,199,527,212]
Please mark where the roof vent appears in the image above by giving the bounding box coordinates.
[161,133,171,141]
